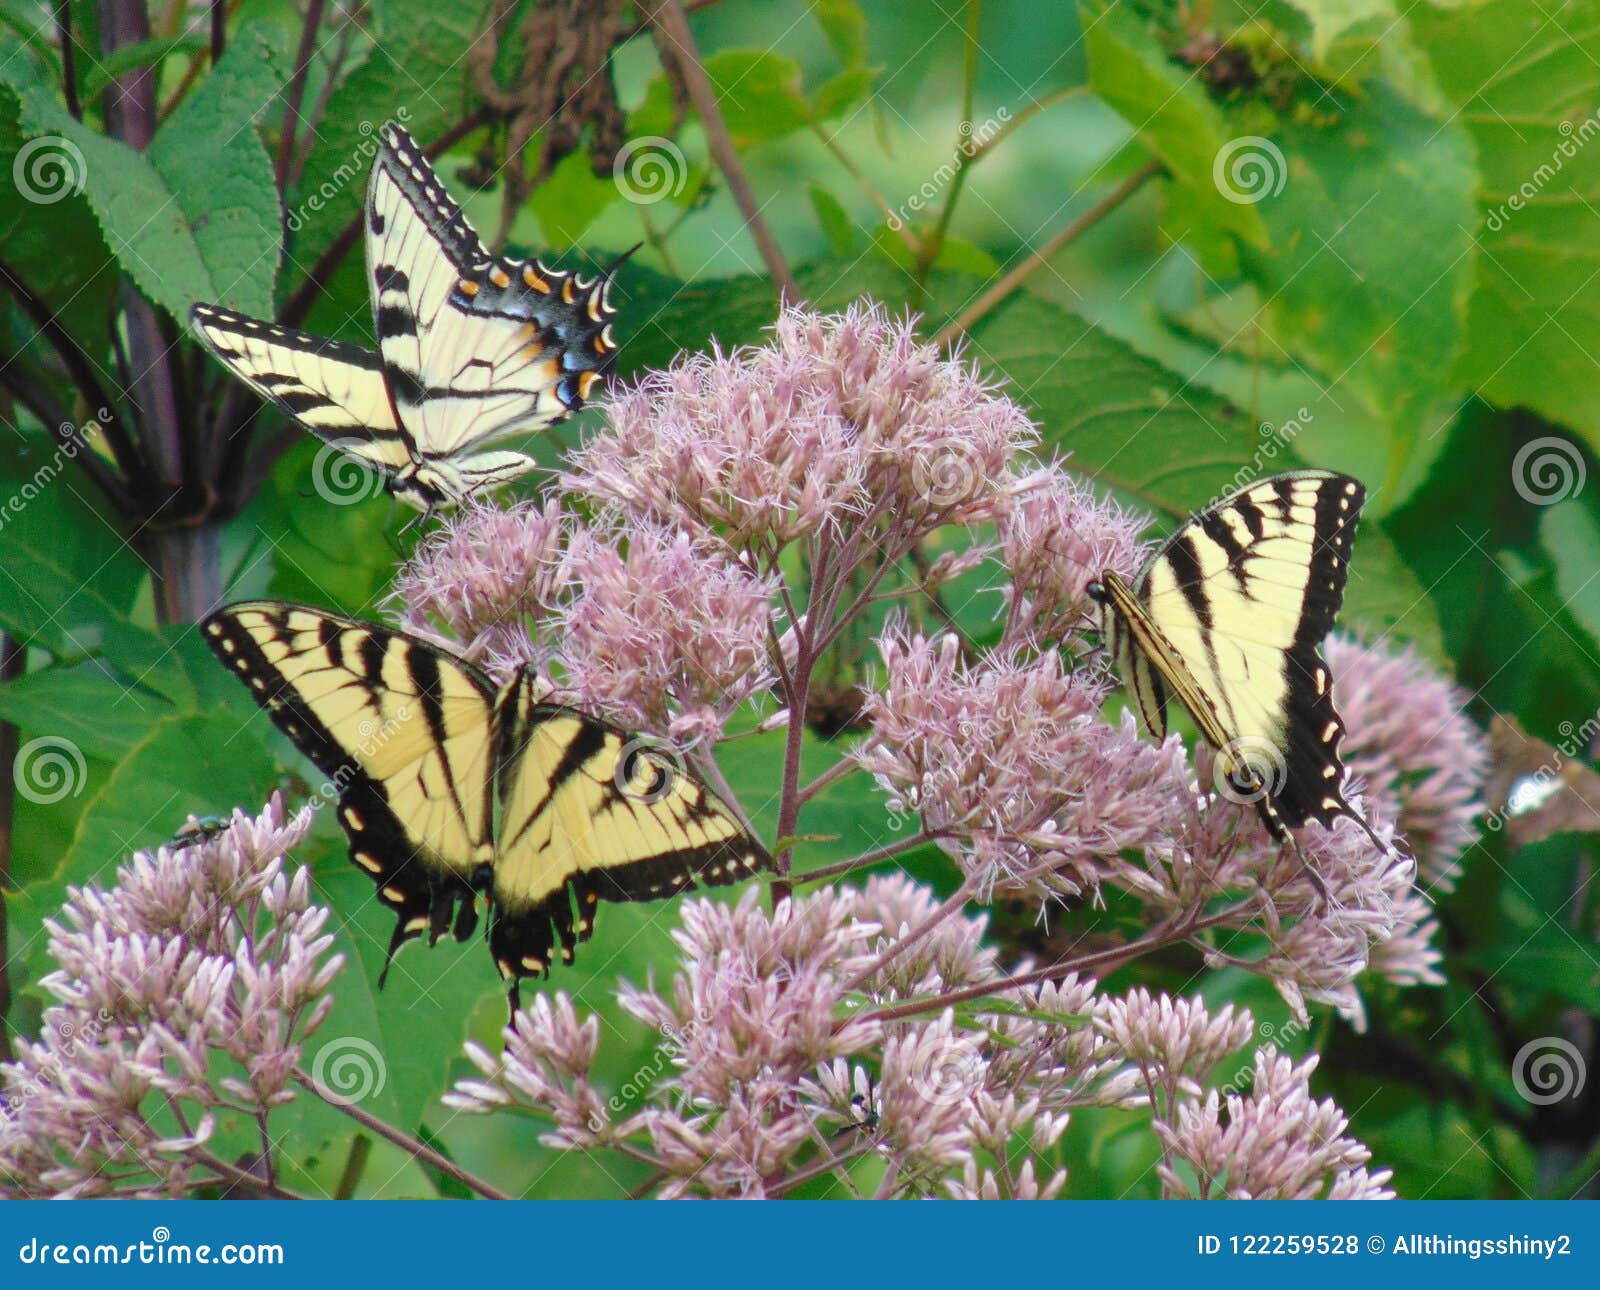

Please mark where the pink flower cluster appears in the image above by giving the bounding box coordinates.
[0,799,340,1197]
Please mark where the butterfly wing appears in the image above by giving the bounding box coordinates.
[188,304,417,478]
[365,126,619,478]
[203,602,498,975]
[1128,471,1366,832]
[487,677,771,988]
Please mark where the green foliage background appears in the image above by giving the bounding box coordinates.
[1,0,1597,1198]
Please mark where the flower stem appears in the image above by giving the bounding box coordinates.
[931,159,1163,347]
[791,830,942,884]
[291,1068,511,1200]
[646,0,800,301]
[914,0,982,287]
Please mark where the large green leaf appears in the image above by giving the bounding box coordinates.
[1080,0,1269,249]
[0,38,218,320]
[1234,80,1476,448]
[148,21,286,318]
[1411,0,1600,444]
[0,89,116,347]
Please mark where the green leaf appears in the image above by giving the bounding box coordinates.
[148,21,286,318]
[7,711,280,991]
[58,711,280,885]
[1285,0,1397,61]
[0,88,117,347]
[810,65,877,122]
[1081,1,1269,249]
[0,444,146,654]
[1410,0,1600,445]
[703,50,810,146]
[1233,80,1476,448]
[809,182,859,257]
[0,665,163,759]
[812,0,870,66]
[1540,500,1600,652]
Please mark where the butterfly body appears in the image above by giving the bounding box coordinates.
[1089,470,1385,864]
[203,602,770,1001]
[191,125,618,511]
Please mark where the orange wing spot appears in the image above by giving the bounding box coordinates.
[586,291,603,322]
[522,263,550,293]
[577,370,601,400]
[458,278,479,298]
[489,266,511,289]
[561,278,577,304]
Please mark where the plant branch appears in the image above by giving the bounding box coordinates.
[646,0,800,301]
[809,122,921,255]
[55,2,80,118]
[792,830,940,884]
[275,0,327,190]
[857,906,1230,1027]
[192,1148,304,1200]
[964,85,1088,165]
[290,1068,510,1199]
[931,159,1162,347]
[914,0,981,284]
[0,258,141,485]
